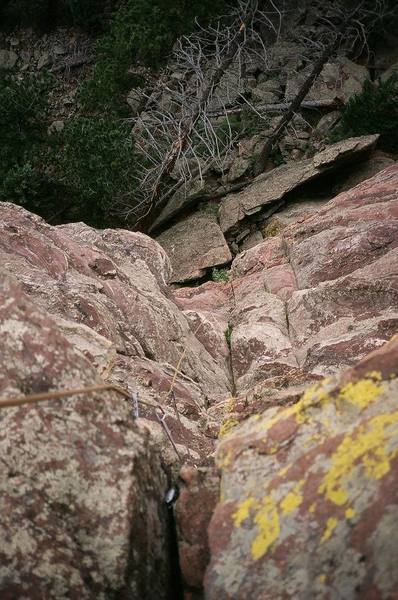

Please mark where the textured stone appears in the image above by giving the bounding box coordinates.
[205,335,398,599]
[0,271,171,599]
[175,467,219,594]
[219,135,379,234]
[156,210,232,283]
[286,57,369,104]
[0,203,232,466]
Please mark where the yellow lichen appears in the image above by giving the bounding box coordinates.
[318,574,327,584]
[261,221,283,238]
[233,497,257,527]
[233,493,281,560]
[217,449,232,470]
[251,495,280,560]
[345,507,356,519]
[218,418,239,438]
[223,397,236,413]
[321,517,338,543]
[277,464,292,478]
[280,480,304,515]
[318,410,398,506]
[338,379,385,409]
[366,371,383,381]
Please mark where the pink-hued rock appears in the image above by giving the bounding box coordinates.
[0,203,232,465]
[175,467,219,595]
[224,164,398,404]
[0,272,171,599]
[219,135,379,234]
[205,336,398,599]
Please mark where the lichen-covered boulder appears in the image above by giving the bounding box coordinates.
[0,271,171,599]
[205,335,398,599]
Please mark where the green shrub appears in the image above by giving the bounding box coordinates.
[224,325,232,348]
[0,71,52,166]
[57,116,138,225]
[330,75,398,152]
[79,0,226,114]
[0,70,56,212]
[212,267,229,282]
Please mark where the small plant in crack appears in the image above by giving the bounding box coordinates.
[212,267,230,282]
[224,324,232,348]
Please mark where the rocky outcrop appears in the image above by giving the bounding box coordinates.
[175,164,398,414]
[0,204,232,467]
[1,163,398,598]
[219,135,379,234]
[205,335,398,599]
[0,272,172,599]
[156,209,232,283]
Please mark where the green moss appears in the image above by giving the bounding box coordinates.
[212,267,230,282]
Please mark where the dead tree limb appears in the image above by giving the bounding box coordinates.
[253,0,395,174]
[132,1,260,230]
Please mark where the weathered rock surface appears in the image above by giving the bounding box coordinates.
[219,135,379,234]
[0,272,171,599]
[205,335,398,599]
[286,57,369,104]
[170,164,398,413]
[0,204,231,466]
[156,210,232,283]
[176,466,219,597]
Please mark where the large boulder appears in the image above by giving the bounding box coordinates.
[205,335,398,599]
[0,272,171,599]
[156,209,232,283]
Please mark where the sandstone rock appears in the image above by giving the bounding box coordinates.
[334,152,396,194]
[312,110,341,140]
[224,156,252,183]
[251,80,280,103]
[206,335,398,599]
[0,271,171,599]
[175,467,219,595]
[227,164,398,403]
[156,210,232,283]
[150,174,219,231]
[0,203,232,466]
[219,135,379,234]
[286,57,369,105]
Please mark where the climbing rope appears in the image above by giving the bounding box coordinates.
[0,383,185,462]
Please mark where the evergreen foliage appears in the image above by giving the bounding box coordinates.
[58,116,138,225]
[80,0,226,114]
[331,75,398,151]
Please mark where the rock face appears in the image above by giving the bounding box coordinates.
[0,272,171,599]
[1,163,398,598]
[205,335,398,599]
[156,209,232,283]
[219,135,379,234]
[0,204,232,467]
[285,57,369,105]
[174,164,398,412]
